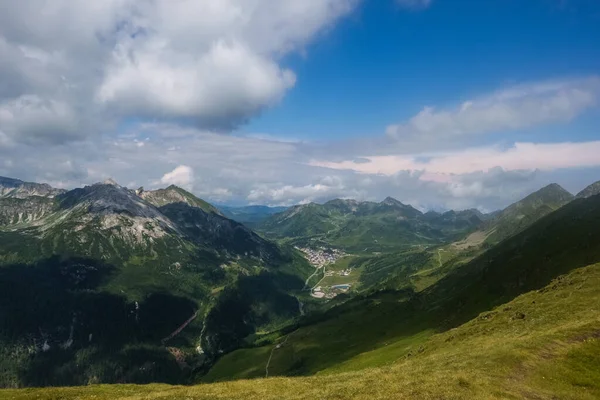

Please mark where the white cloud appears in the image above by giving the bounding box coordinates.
[386,77,600,139]
[309,141,600,177]
[160,165,194,189]
[0,0,358,137]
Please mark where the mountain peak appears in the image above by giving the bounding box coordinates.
[382,196,403,206]
[576,180,600,199]
[529,183,573,203]
[102,178,121,187]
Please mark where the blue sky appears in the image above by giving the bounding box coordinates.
[0,0,599,210]
[245,0,600,141]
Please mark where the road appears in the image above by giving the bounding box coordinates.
[303,265,323,290]
[311,264,327,292]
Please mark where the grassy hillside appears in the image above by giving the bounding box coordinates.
[4,260,599,399]
[202,193,600,381]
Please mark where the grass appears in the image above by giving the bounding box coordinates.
[3,262,600,399]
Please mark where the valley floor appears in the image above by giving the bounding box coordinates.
[2,263,600,400]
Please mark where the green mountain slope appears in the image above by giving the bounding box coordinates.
[0,178,312,388]
[482,183,574,245]
[205,193,600,381]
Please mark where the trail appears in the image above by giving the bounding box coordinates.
[161,310,199,344]
[265,332,295,378]
[437,249,443,268]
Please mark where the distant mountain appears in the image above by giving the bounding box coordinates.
[576,180,600,199]
[0,176,310,387]
[140,185,222,215]
[482,183,574,245]
[259,197,483,252]
[219,205,288,227]
[0,176,65,199]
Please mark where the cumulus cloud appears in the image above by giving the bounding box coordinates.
[159,165,194,189]
[386,77,600,139]
[0,0,358,139]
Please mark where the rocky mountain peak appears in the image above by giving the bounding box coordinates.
[102,178,121,187]
[140,185,221,215]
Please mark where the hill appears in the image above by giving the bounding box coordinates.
[0,177,312,387]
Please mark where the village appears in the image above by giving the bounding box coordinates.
[295,246,347,268]
[295,246,353,299]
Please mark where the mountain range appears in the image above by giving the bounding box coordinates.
[1,175,600,397]
[258,197,485,252]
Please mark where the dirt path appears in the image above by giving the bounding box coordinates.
[437,249,443,268]
[265,332,295,378]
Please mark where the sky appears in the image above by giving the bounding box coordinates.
[0,0,599,211]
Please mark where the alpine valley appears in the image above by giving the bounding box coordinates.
[1,176,600,400]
